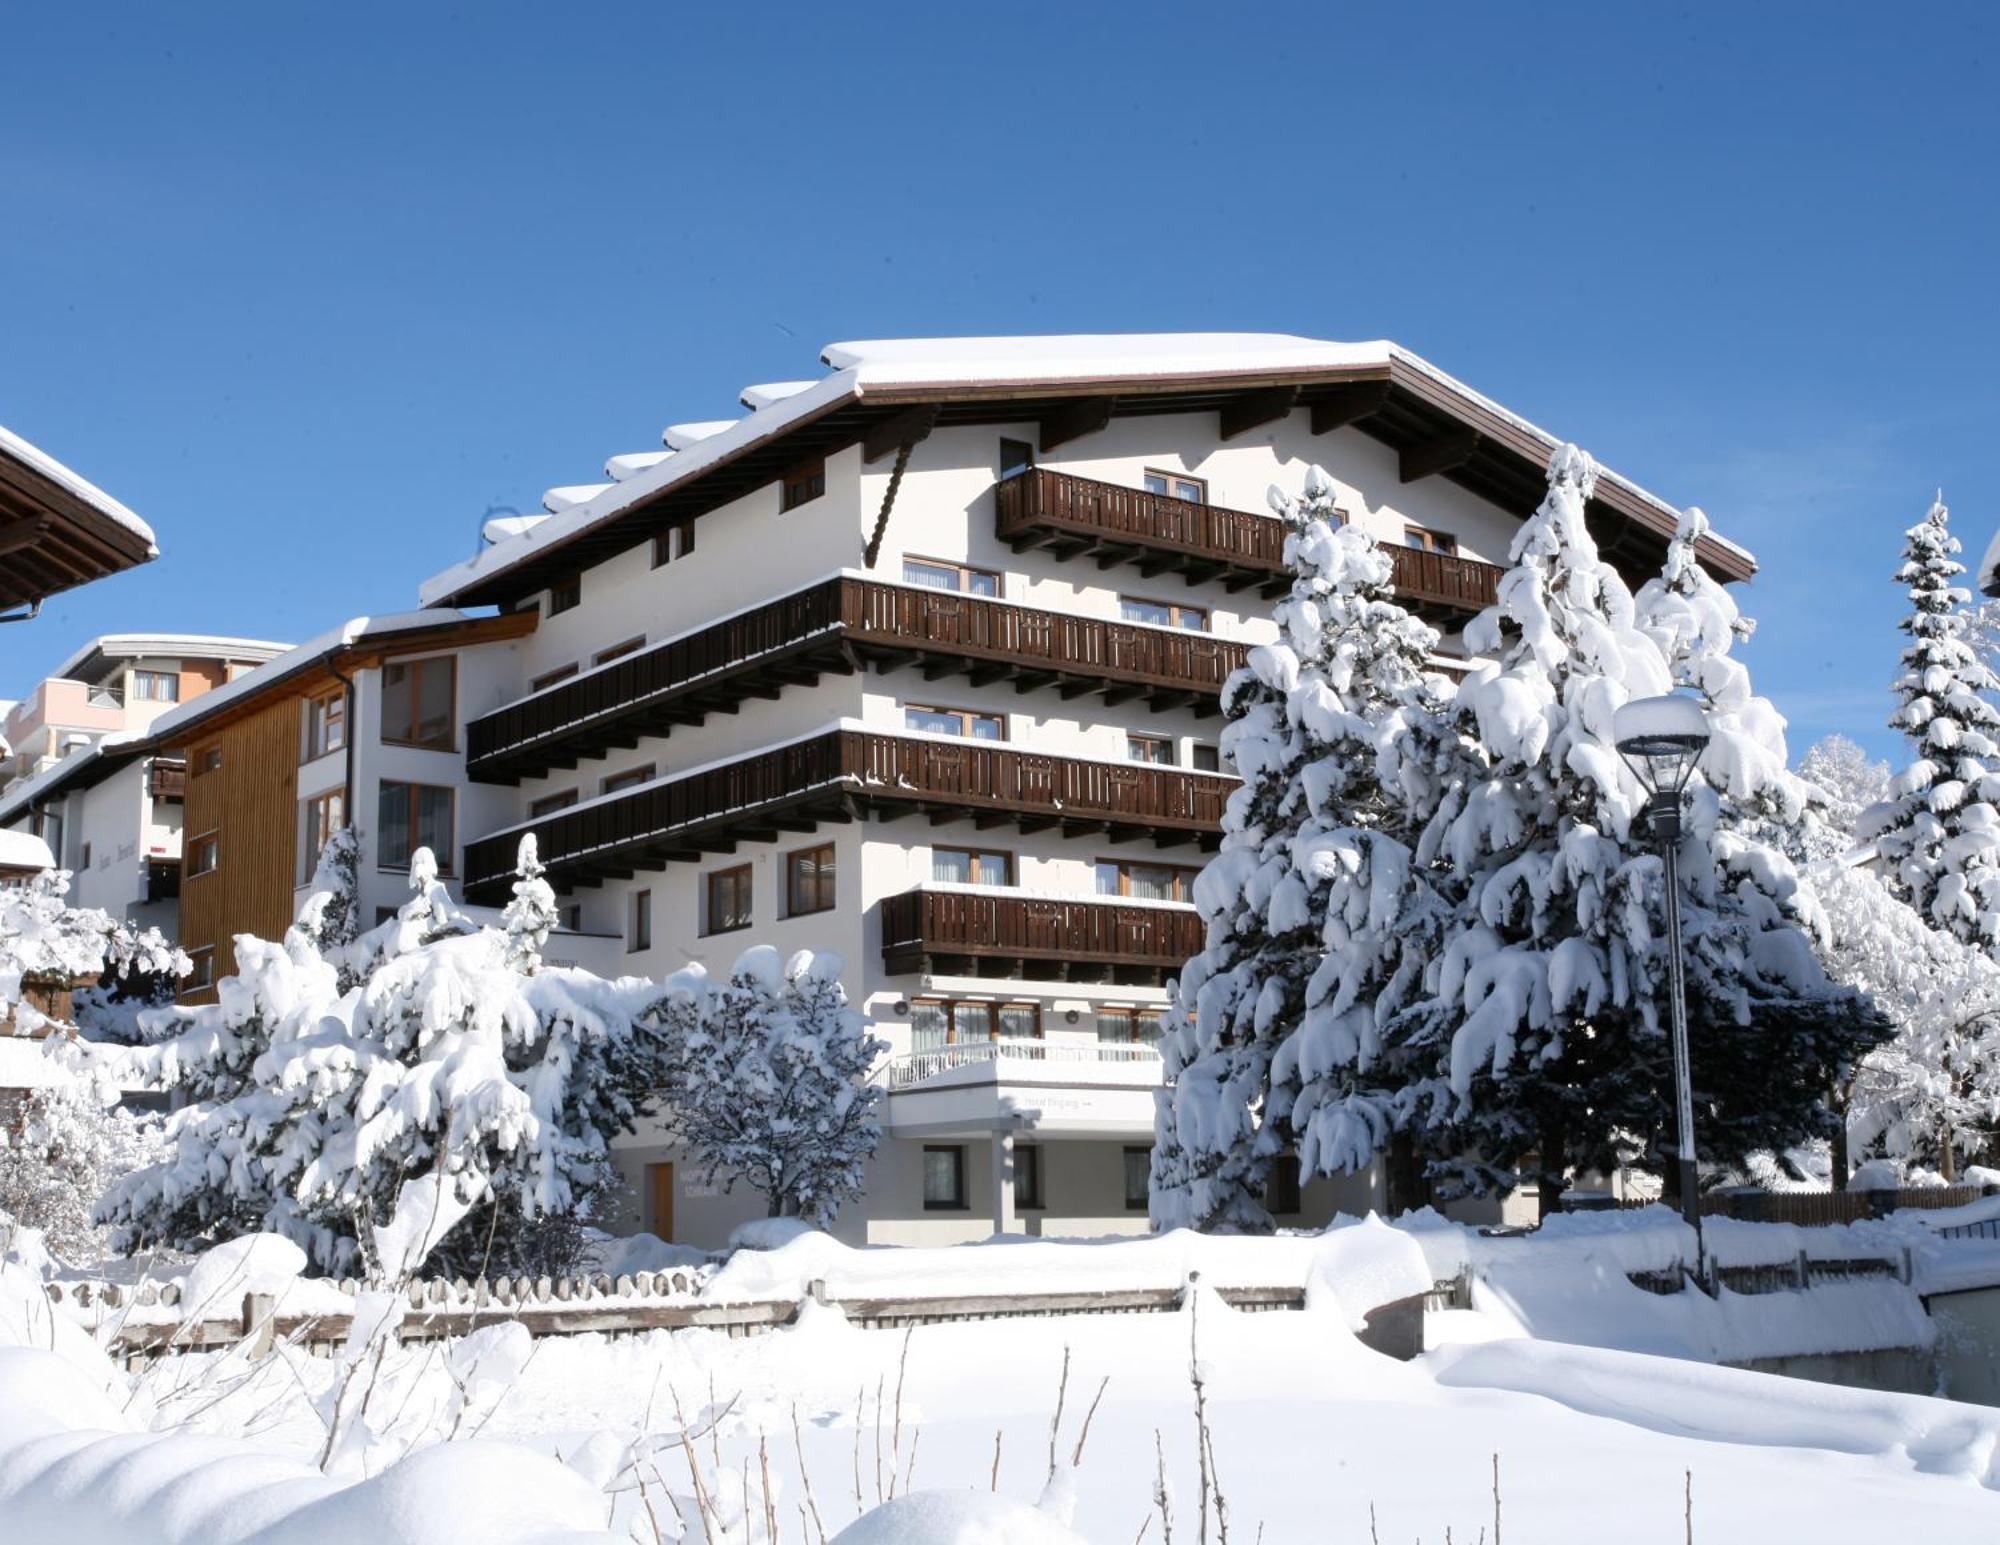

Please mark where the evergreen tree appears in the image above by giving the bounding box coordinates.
[1795,734,1892,865]
[1862,496,2000,948]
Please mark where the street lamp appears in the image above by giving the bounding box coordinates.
[1613,693,1711,1264]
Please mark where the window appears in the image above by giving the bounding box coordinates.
[1191,743,1221,773]
[1123,1147,1151,1211]
[188,832,219,878]
[304,691,346,760]
[529,789,579,818]
[1097,859,1199,903]
[903,556,1001,597]
[999,438,1035,480]
[559,903,583,932]
[1143,470,1206,504]
[194,745,222,777]
[909,997,1041,1049]
[1404,524,1458,555]
[381,657,455,751]
[1264,1154,1302,1215]
[780,457,826,511]
[80,841,92,870]
[1097,1008,1165,1047]
[301,790,345,881]
[1126,733,1175,766]
[187,949,215,990]
[601,764,655,797]
[1014,1144,1044,1211]
[652,519,697,567]
[906,704,1005,740]
[786,843,836,916]
[131,669,180,703]
[548,576,582,615]
[705,864,754,934]
[629,889,653,953]
[593,637,645,668]
[923,1146,967,1210]
[931,847,1014,887]
[377,782,455,873]
[532,663,579,693]
[1120,596,1208,631]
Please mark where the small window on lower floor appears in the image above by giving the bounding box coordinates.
[188,833,220,878]
[186,948,215,989]
[1191,743,1221,773]
[787,842,836,916]
[1014,1144,1044,1211]
[1123,1146,1151,1211]
[705,864,753,934]
[923,1145,967,1210]
[629,888,653,953]
[1264,1154,1302,1215]
[80,841,92,870]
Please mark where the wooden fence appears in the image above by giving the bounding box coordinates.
[1584,1185,1990,1227]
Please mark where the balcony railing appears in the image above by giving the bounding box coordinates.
[995,468,1503,620]
[886,1037,1164,1091]
[881,886,1202,984]
[462,728,1236,903]
[464,574,1248,784]
[148,760,186,801]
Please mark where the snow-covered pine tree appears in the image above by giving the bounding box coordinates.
[1154,468,1456,1230]
[1794,734,1892,865]
[501,834,558,974]
[650,945,885,1223]
[1401,446,1884,1207]
[1861,496,2000,949]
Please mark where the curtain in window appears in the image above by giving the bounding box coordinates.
[910,1001,949,1052]
[996,1004,1038,1041]
[932,848,971,884]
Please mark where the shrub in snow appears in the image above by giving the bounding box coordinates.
[1861,496,2000,948]
[1393,449,1884,1206]
[647,945,886,1224]
[1154,468,1457,1231]
[0,1079,161,1267]
[1793,733,1892,865]
[0,868,186,1034]
[98,837,670,1278]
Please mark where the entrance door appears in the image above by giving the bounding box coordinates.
[647,1162,675,1242]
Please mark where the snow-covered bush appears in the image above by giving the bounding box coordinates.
[0,1079,162,1266]
[648,945,885,1224]
[1793,734,1892,865]
[0,869,185,1035]
[1861,496,2000,948]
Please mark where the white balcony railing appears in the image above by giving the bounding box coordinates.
[886,1036,1164,1090]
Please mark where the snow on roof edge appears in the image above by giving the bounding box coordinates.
[45,632,296,685]
[0,423,157,552]
[0,828,55,871]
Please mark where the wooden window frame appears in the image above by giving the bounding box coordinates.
[303,689,346,762]
[704,863,754,936]
[1125,732,1176,766]
[1096,1007,1165,1046]
[600,764,656,797]
[531,663,579,693]
[1190,743,1221,773]
[380,655,457,753]
[1014,1143,1045,1211]
[193,744,222,777]
[1123,1146,1152,1211]
[529,789,579,818]
[629,888,653,953]
[376,780,456,875]
[902,555,1003,598]
[187,831,220,879]
[779,456,826,512]
[651,518,698,567]
[786,842,837,917]
[909,996,1042,1043]
[1096,858,1201,904]
[904,703,1007,741]
[1404,524,1458,556]
[1142,468,1207,505]
[300,789,345,883]
[931,846,1015,887]
[1118,594,1209,632]
[922,1144,968,1211]
[548,575,582,615]
[593,636,646,668]
[186,947,215,990]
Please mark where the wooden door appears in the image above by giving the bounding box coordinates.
[647,1162,675,1242]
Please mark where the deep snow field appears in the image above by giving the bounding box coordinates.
[8,1213,2000,1543]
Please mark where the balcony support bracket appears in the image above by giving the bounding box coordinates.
[1219,385,1299,441]
[1310,380,1393,436]
[1039,396,1116,454]
[1399,427,1484,484]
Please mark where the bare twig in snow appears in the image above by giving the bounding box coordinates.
[991,1429,1003,1491]
[873,1373,885,1504]
[1153,1428,1175,1545]
[790,1402,828,1545]
[1048,1343,1072,1482]
[1071,1375,1110,1469]
[1492,1453,1501,1545]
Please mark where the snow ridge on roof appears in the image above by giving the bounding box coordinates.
[0,423,158,552]
[45,632,294,685]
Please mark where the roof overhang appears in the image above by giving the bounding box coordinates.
[0,427,158,612]
[424,342,1755,610]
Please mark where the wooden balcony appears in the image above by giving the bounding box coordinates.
[881,886,1203,985]
[461,728,1235,904]
[147,759,186,801]
[994,467,1503,622]
[464,575,1248,785]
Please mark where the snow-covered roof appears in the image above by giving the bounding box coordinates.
[0,732,145,826]
[0,829,54,872]
[421,332,1747,608]
[44,632,294,686]
[0,423,156,552]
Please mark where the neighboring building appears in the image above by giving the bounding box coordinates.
[408,332,1755,1248]
[140,609,580,998]
[0,423,159,619]
[0,635,290,932]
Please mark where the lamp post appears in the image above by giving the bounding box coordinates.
[1613,694,1712,1263]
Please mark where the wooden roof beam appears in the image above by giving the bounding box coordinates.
[1310,380,1393,435]
[0,515,51,560]
[1218,385,1299,441]
[1039,396,1116,454]
[863,402,941,463]
[1400,427,1483,484]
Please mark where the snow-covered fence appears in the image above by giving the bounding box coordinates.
[1627,1250,1911,1297]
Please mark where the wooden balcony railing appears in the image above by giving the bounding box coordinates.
[147,759,186,801]
[462,728,1235,903]
[994,467,1503,620]
[881,886,1203,984]
[465,575,1248,784]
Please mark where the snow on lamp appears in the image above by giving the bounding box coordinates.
[1614,694,1710,838]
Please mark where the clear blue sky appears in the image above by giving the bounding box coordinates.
[3,3,1994,765]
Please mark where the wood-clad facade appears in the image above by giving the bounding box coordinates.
[175,695,300,1000]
